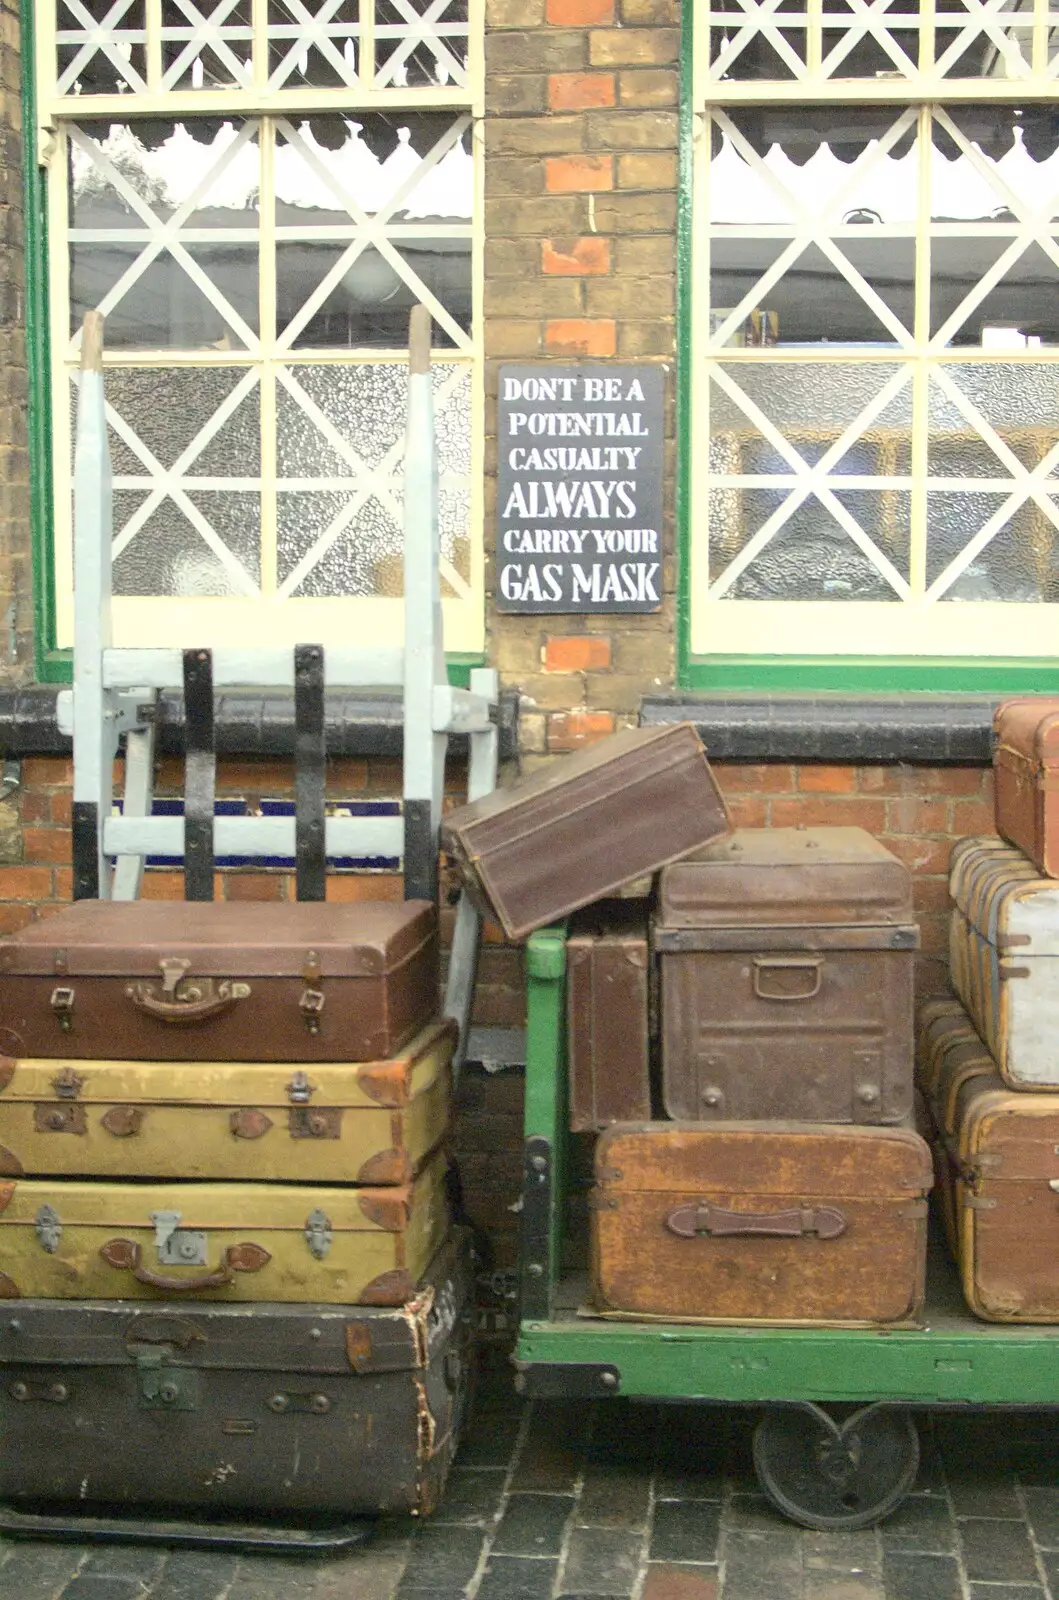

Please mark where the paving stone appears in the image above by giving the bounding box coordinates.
[0,1542,89,1598]
[79,1551,166,1583]
[967,1587,1044,1600]
[649,1501,721,1564]
[653,1467,726,1504]
[721,1527,802,1573]
[397,1525,487,1591]
[947,1469,1022,1518]
[144,1550,240,1600]
[491,1494,574,1557]
[560,1527,643,1596]
[308,1548,414,1600]
[802,1530,881,1575]
[881,1551,962,1600]
[222,1555,330,1599]
[575,1466,651,1530]
[476,1556,559,1600]
[1021,1486,1059,1548]
[878,1493,957,1553]
[456,1416,523,1470]
[723,1494,790,1531]
[640,1562,720,1600]
[721,1567,805,1600]
[1033,1549,1059,1594]
[431,1468,508,1528]
[57,1579,148,1600]
[802,1575,884,1600]
[959,1516,1039,1584]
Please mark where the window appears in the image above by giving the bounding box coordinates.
[34,0,483,656]
[688,3,1059,674]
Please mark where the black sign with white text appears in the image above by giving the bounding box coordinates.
[496,364,665,613]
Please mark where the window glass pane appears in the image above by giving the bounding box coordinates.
[160,0,254,90]
[69,121,260,350]
[374,0,469,88]
[57,0,147,96]
[267,0,360,88]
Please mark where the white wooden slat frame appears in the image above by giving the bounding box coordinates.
[691,21,1059,657]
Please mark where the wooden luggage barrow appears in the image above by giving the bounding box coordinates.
[0,307,496,1555]
[516,924,1059,1532]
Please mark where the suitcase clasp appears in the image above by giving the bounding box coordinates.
[299,987,326,1036]
[133,1347,201,1412]
[49,987,75,1032]
[151,1211,208,1268]
[34,1204,62,1254]
[305,1208,333,1260]
[287,1071,316,1104]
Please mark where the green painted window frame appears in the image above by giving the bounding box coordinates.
[676,5,1059,697]
[19,0,482,693]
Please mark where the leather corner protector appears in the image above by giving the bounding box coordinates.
[356,1147,413,1186]
[0,1272,20,1298]
[358,1268,415,1306]
[345,1321,373,1371]
[357,1190,411,1232]
[355,1061,409,1108]
[0,1059,16,1094]
[0,1147,23,1178]
[0,1183,16,1214]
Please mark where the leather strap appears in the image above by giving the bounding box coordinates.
[100,1238,270,1291]
[666,1203,847,1240]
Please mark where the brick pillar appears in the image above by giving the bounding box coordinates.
[484,0,679,761]
[0,0,29,684]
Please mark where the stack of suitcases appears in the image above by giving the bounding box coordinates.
[442,724,937,1331]
[919,698,1059,1323]
[0,897,475,1518]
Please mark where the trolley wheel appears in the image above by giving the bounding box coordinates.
[753,1402,919,1531]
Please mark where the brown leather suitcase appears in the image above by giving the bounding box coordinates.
[918,997,1059,1322]
[567,904,651,1132]
[590,1122,932,1326]
[440,725,729,942]
[655,828,918,1124]
[0,1228,475,1517]
[0,900,438,1061]
[994,698,1059,876]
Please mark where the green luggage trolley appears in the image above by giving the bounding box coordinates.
[513,925,1059,1532]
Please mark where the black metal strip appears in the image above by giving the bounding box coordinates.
[403,797,437,903]
[519,1135,553,1323]
[0,1503,372,1554]
[182,649,216,902]
[71,801,99,900]
[294,644,326,902]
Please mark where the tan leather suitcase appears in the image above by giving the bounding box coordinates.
[919,998,1059,1322]
[441,725,729,942]
[590,1122,932,1326]
[0,900,437,1062]
[0,1021,453,1184]
[0,1149,449,1305]
[655,829,918,1124]
[994,698,1059,876]
[567,904,651,1132]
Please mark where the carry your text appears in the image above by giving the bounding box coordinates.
[496,365,665,615]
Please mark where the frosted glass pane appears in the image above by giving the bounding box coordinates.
[103,368,259,473]
[931,494,1059,599]
[282,362,470,474]
[929,367,1059,478]
[725,496,903,600]
[277,492,401,595]
[713,364,909,470]
[113,496,260,594]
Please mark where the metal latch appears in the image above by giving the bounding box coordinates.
[35,1204,62,1253]
[299,989,325,1036]
[287,1071,316,1104]
[49,988,74,1032]
[305,1209,333,1261]
[52,1067,84,1100]
[151,1210,208,1267]
[159,958,191,994]
[133,1347,200,1411]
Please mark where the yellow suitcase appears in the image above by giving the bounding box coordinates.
[915,1000,996,1255]
[917,997,1059,1322]
[0,1149,449,1305]
[0,1022,452,1184]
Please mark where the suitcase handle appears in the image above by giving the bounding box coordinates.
[125,979,250,1025]
[99,1238,271,1291]
[666,1203,847,1240]
[752,956,823,1001]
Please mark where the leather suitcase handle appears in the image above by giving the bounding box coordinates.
[666,1203,847,1240]
[752,956,824,1001]
[99,1238,271,1291]
[125,980,248,1025]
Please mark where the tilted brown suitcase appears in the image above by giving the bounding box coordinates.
[0,1229,475,1517]
[0,900,438,1061]
[567,904,651,1132]
[993,698,1059,877]
[440,725,729,942]
[590,1122,932,1326]
[655,828,918,1124]
[918,998,1059,1322]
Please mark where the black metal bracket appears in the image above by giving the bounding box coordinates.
[182,649,216,901]
[0,1503,373,1555]
[519,1135,553,1323]
[513,1362,621,1399]
[71,800,99,901]
[403,798,437,904]
[294,644,326,903]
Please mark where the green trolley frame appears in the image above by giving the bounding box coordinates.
[513,926,1059,1529]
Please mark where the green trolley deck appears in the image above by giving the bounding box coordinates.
[514,926,1059,1529]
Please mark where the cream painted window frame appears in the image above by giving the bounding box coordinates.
[36,0,485,655]
[690,6,1059,660]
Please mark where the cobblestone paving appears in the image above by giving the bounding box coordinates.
[4,1359,1059,1599]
